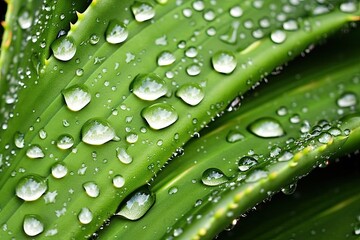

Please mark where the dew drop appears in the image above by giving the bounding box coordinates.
[318,132,332,144]
[141,103,178,130]
[56,134,74,150]
[105,20,128,44]
[157,51,176,66]
[62,84,91,111]
[337,92,357,108]
[26,145,45,159]
[176,83,204,106]
[238,156,258,171]
[126,133,139,144]
[278,151,293,161]
[329,127,342,136]
[245,169,268,183]
[51,163,68,179]
[113,175,125,188]
[203,9,216,21]
[81,119,117,145]
[230,5,243,18]
[23,215,44,237]
[340,2,357,13]
[201,168,228,186]
[14,131,25,148]
[51,36,76,61]
[16,175,48,201]
[78,208,93,224]
[76,68,84,76]
[116,187,155,220]
[18,8,33,29]
[131,1,155,22]
[83,182,100,198]
[117,147,133,164]
[248,117,285,138]
[226,130,244,143]
[270,30,286,44]
[283,20,298,31]
[186,64,201,76]
[168,186,178,195]
[130,73,168,101]
[212,51,237,74]
[185,46,198,58]
[89,34,100,45]
[192,0,205,11]
[281,182,297,195]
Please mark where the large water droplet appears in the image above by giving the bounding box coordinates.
[226,130,244,143]
[56,134,74,149]
[26,145,45,159]
[337,92,357,108]
[81,119,117,145]
[16,175,48,201]
[176,83,204,106]
[201,168,228,186]
[212,51,237,74]
[83,182,100,198]
[230,5,243,18]
[157,51,176,66]
[51,163,68,179]
[62,84,91,111]
[105,20,128,44]
[117,147,133,164]
[130,73,168,101]
[271,30,286,44]
[18,8,33,29]
[78,207,93,224]
[141,103,178,130]
[131,1,155,22]
[238,156,258,171]
[113,175,125,188]
[23,215,44,237]
[116,187,155,220]
[248,117,285,138]
[51,36,76,61]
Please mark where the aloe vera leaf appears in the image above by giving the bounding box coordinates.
[224,159,360,240]
[96,30,360,239]
[0,1,359,239]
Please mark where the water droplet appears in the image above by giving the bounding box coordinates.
[117,147,133,164]
[340,2,357,13]
[245,169,268,183]
[14,131,25,148]
[201,168,228,186]
[329,127,341,136]
[130,73,168,101]
[81,119,117,145]
[23,215,44,237]
[186,64,201,76]
[89,34,100,45]
[176,83,204,106]
[278,151,293,161]
[141,103,178,130]
[56,134,74,149]
[192,0,205,11]
[283,20,298,31]
[212,51,237,74]
[113,175,125,188]
[39,129,47,139]
[271,30,286,44]
[238,156,258,171]
[226,130,244,143]
[78,207,93,224]
[173,228,183,237]
[337,92,357,108]
[83,182,100,198]
[168,186,178,195]
[157,51,176,66]
[18,8,33,29]
[116,187,155,220]
[248,117,285,138]
[281,182,297,195]
[26,145,45,159]
[62,84,91,111]
[230,5,243,18]
[276,106,288,116]
[16,175,48,201]
[185,46,198,58]
[51,163,68,179]
[203,9,216,21]
[51,36,76,61]
[105,20,128,44]
[131,1,155,22]
[76,68,84,76]
[318,132,332,144]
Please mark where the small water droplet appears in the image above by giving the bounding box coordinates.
[283,19,298,31]
[141,103,178,130]
[318,132,332,144]
[245,169,268,183]
[62,84,91,111]
[212,51,237,74]
[173,228,183,237]
[89,34,100,45]
[281,182,297,195]
[248,117,285,138]
[271,30,286,44]
[201,168,229,186]
[186,64,201,76]
[14,131,25,148]
[18,8,33,29]
[51,36,76,61]
[168,186,178,195]
[226,130,244,143]
[276,106,288,116]
[51,163,68,179]
[130,73,168,101]
[329,127,341,136]
[16,175,48,201]
[203,9,216,21]
[76,68,84,76]
[192,0,205,11]
[185,46,198,58]
[238,156,258,171]
[157,51,176,66]
[176,83,204,106]
[81,119,117,145]
[39,129,47,139]
[337,92,357,108]
[83,182,100,198]
[230,5,243,18]
[56,134,74,149]
[23,215,44,237]
[131,1,155,22]
[117,147,133,164]
[26,145,45,159]
[105,20,128,44]
[126,133,139,144]
[78,207,93,224]
[116,187,155,220]
[113,175,125,188]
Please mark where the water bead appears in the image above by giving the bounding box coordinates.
[131,73,168,101]
[83,182,100,198]
[78,208,93,224]
[157,51,176,66]
[271,30,287,44]
[248,117,285,138]
[176,83,204,106]
[201,168,229,186]
[212,51,237,74]
[131,1,155,22]
[56,134,74,149]
[142,103,178,130]
[23,215,44,237]
[62,84,91,111]
[81,119,117,145]
[51,36,76,61]
[238,156,258,171]
[16,175,48,201]
[337,92,357,108]
[105,20,128,44]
